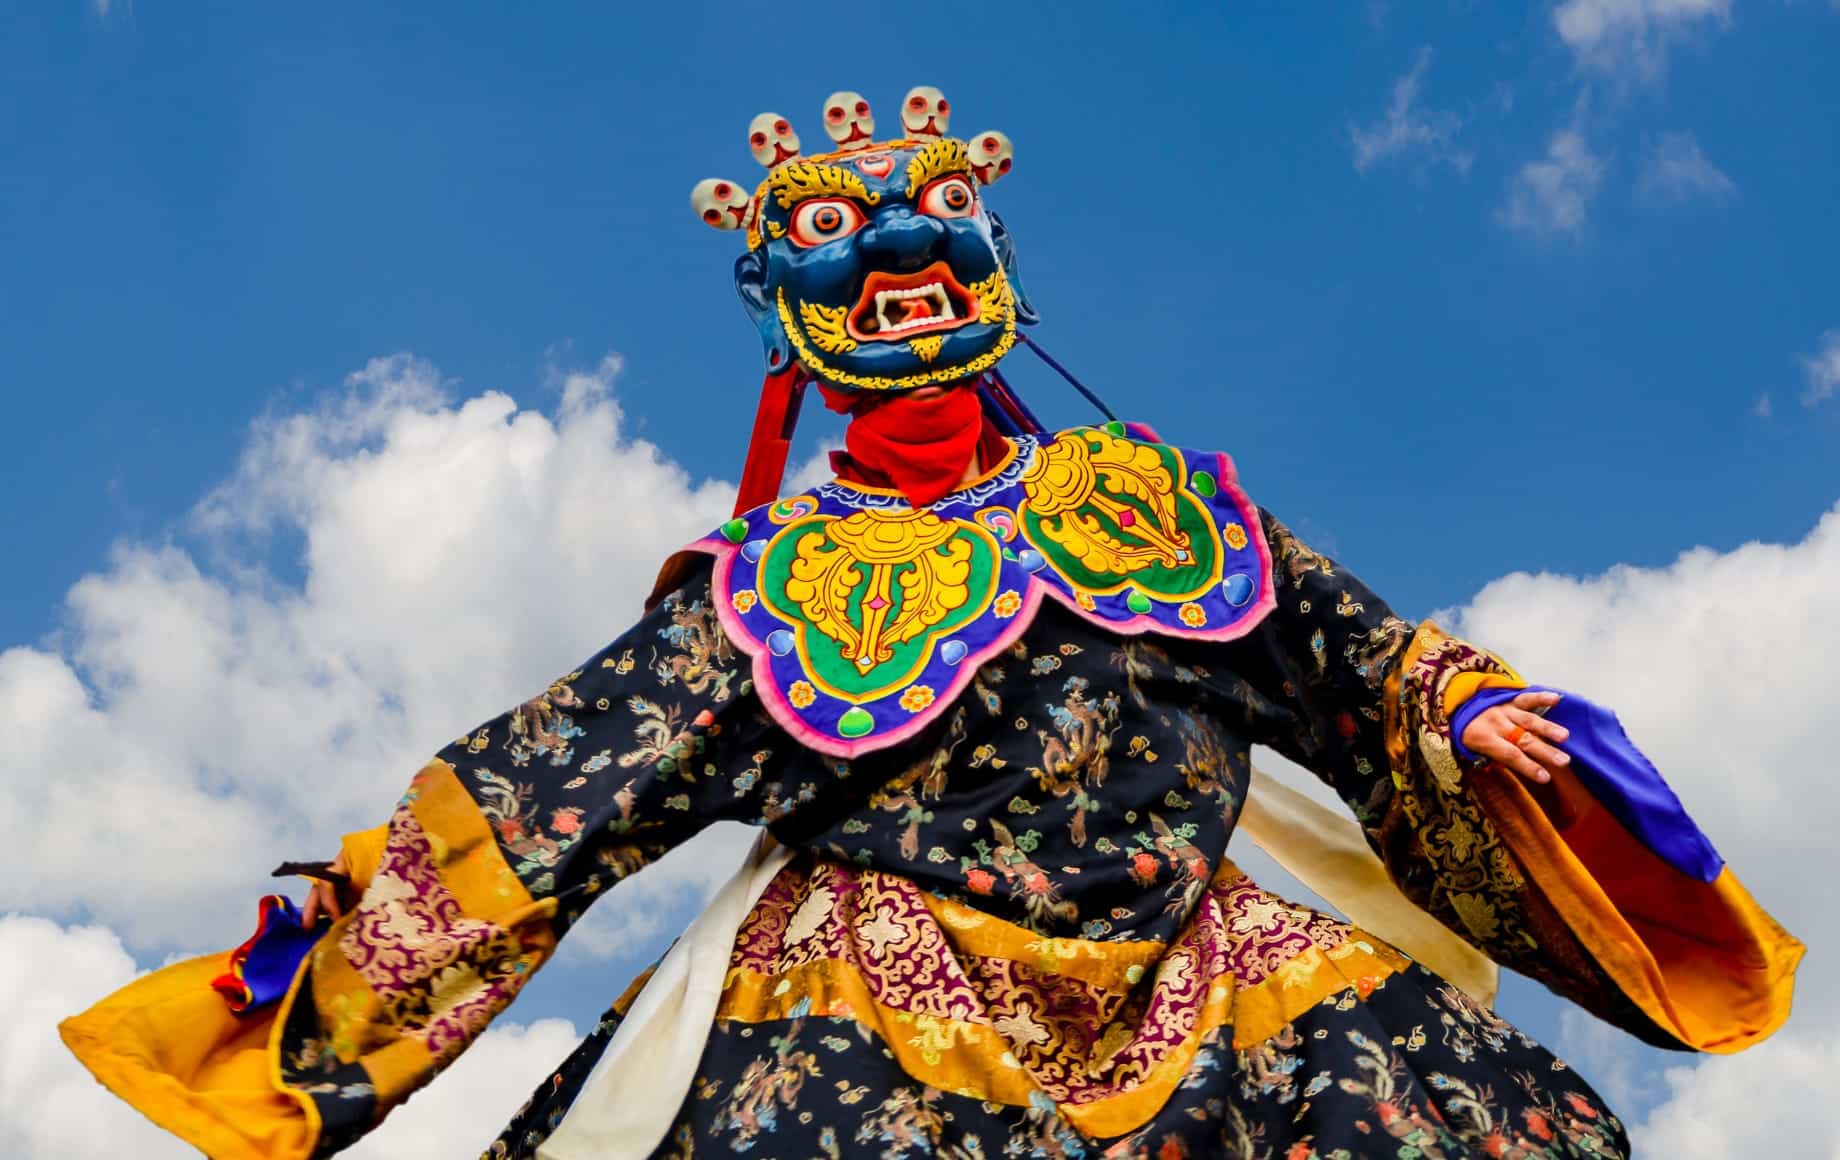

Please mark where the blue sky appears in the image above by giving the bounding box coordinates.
[3,2,1837,1155]
[6,1,1836,641]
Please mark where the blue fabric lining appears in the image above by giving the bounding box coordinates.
[1451,686,1723,883]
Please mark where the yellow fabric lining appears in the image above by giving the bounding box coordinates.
[1440,670,1525,718]
[1471,766,1802,1053]
[1408,630,1800,1053]
[717,952,1242,1138]
[59,950,321,1160]
[1230,938,1406,1050]
[338,823,389,894]
[920,892,1166,988]
[715,858,1409,1139]
[59,760,550,1158]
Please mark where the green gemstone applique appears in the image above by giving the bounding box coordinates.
[1126,589,1153,614]
[837,707,875,739]
[1102,420,1128,437]
[1189,470,1217,498]
[720,518,749,543]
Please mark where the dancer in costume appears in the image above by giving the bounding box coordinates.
[64,88,1801,1160]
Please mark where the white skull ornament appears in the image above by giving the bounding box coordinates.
[900,86,951,138]
[748,113,800,169]
[691,178,751,231]
[968,130,1014,185]
[822,91,875,151]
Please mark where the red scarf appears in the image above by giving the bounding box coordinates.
[817,384,1000,507]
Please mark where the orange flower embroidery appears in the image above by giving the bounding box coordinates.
[899,685,936,713]
[1223,523,1248,551]
[1179,602,1207,627]
[994,590,1022,618]
[788,680,816,709]
[731,588,759,613]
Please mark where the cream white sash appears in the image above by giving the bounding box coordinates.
[1236,767,1498,1006]
[537,831,792,1160]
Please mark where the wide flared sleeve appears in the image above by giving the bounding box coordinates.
[1235,512,1802,1053]
[60,557,816,1160]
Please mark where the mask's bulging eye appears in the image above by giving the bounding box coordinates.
[918,175,977,219]
[789,198,867,247]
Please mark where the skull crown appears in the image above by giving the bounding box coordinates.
[689,85,1015,235]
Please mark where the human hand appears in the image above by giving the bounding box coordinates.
[299,850,350,928]
[1459,690,1571,784]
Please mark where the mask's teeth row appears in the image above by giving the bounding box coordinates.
[873,284,954,332]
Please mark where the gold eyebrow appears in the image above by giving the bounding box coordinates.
[905,138,971,197]
[762,163,879,211]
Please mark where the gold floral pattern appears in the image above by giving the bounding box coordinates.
[898,685,935,713]
[336,793,539,1066]
[1020,429,1192,575]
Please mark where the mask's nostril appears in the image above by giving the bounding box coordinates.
[862,214,950,274]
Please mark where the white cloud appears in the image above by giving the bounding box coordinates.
[0,352,757,952]
[1802,330,1840,406]
[0,913,579,1160]
[1498,128,1605,237]
[1444,503,1840,1140]
[1638,131,1737,202]
[351,1016,581,1159]
[1558,1008,1648,1113]
[1753,392,1773,418]
[1348,48,1472,176]
[1631,1032,1840,1157]
[1554,0,1732,77]
[8,347,1835,1154]
[555,820,754,962]
[0,915,196,1159]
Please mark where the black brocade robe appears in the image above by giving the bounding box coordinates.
[62,507,1799,1160]
[463,512,1627,1160]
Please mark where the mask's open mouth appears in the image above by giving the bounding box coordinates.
[845,262,979,343]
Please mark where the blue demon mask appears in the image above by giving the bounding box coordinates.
[692,89,1037,393]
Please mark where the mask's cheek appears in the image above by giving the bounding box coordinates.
[940,226,1003,290]
[770,243,865,318]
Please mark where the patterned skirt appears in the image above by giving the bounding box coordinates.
[487,853,1627,1159]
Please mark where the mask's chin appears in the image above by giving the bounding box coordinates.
[806,321,1014,390]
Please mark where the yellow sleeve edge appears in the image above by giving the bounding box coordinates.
[339,823,391,895]
[1473,767,1805,1053]
[58,948,321,1160]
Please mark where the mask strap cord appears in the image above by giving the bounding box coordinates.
[1017,332,1118,423]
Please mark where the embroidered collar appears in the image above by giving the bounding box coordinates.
[689,424,1275,757]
